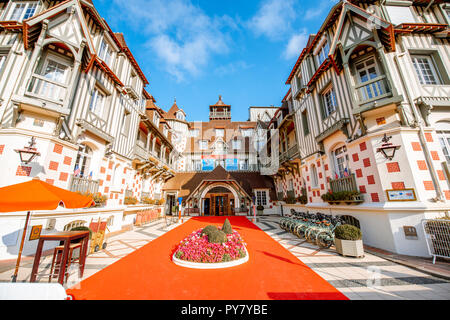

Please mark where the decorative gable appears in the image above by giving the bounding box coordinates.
[47,10,84,49]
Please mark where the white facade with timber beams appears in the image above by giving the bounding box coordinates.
[0,0,180,262]
[268,0,450,257]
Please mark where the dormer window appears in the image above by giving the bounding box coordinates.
[317,40,329,66]
[9,2,38,22]
[153,112,160,127]
[176,112,185,121]
[98,38,113,66]
[385,4,416,26]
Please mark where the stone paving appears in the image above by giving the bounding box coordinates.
[253,216,450,300]
[1,215,449,300]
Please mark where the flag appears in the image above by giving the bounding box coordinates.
[343,168,349,177]
[335,172,339,179]
[89,171,93,179]
[74,164,81,177]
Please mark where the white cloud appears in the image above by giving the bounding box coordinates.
[304,0,339,20]
[214,61,252,76]
[107,0,236,82]
[283,30,308,60]
[248,0,296,40]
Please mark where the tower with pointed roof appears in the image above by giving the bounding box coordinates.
[209,95,231,121]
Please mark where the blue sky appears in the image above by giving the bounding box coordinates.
[94,0,338,122]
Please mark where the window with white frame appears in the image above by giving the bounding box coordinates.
[74,144,92,178]
[436,122,450,165]
[239,159,249,170]
[199,140,208,150]
[317,40,330,66]
[215,128,224,137]
[355,56,385,101]
[8,1,38,22]
[176,111,185,121]
[232,139,241,150]
[163,125,168,137]
[98,38,113,66]
[192,159,202,171]
[311,164,319,188]
[321,86,337,117]
[0,51,7,73]
[332,145,350,179]
[255,190,268,206]
[189,129,199,137]
[89,88,106,117]
[121,110,131,136]
[153,112,160,127]
[241,128,254,137]
[288,179,294,191]
[411,55,441,85]
[385,5,416,26]
[36,57,70,102]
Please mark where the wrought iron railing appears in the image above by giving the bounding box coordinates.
[355,75,391,105]
[27,74,68,105]
[329,173,358,193]
[69,176,100,194]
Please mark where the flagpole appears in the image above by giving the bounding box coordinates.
[12,211,31,282]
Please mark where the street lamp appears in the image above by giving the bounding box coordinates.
[376,134,400,161]
[15,137,41,164]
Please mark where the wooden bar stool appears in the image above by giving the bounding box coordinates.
[49,243,82,283]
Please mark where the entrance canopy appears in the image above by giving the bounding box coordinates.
[163,165,276,205]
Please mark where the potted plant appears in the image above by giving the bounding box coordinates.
[334,224,364,258]
[256,205,264,215]
[124,196,138,205]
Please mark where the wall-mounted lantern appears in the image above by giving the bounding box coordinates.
[376,134,401,161]
[15,137,41,164]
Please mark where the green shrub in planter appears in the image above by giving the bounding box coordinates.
[202,225,218,237]
[222,218,233,235]
[335,224,362,241]
[256,205,264,211]
[208,230,227,244]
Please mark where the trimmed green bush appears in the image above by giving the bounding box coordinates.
[208,230,227,244]
[70,226,92,239]
[222,218,233,235]
[256,205,264,211]
[202,225,218,237]
[334,224,362,241]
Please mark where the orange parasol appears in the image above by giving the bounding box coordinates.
[0,177,95,282]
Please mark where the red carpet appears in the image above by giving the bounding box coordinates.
[67,217,347,300]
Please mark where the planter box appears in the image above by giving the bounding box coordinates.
[257,210,264,215]
[335,238,364,258]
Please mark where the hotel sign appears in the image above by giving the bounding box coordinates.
[386,189,417,201]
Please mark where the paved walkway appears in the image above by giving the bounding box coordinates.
[0,215,449,300]
[253,216,450,300]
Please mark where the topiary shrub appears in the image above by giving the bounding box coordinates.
[208,230,227,244]
[222,218,233,235]
[334,224,362,241]
[202,225,218,237]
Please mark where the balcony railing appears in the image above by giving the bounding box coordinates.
[141,192,151,199]
[27,74,68,106]
[355,75,391,105]
[134,144,148,160]
[210,111,231,119]
[329,173,358,193]
[69,176,100,194]
[287,145,299,159]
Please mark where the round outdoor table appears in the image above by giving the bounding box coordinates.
[30,231,89,285]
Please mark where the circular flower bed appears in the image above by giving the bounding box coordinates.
[172,223,249,269]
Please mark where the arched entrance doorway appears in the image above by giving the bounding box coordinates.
[203,186,235,216]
